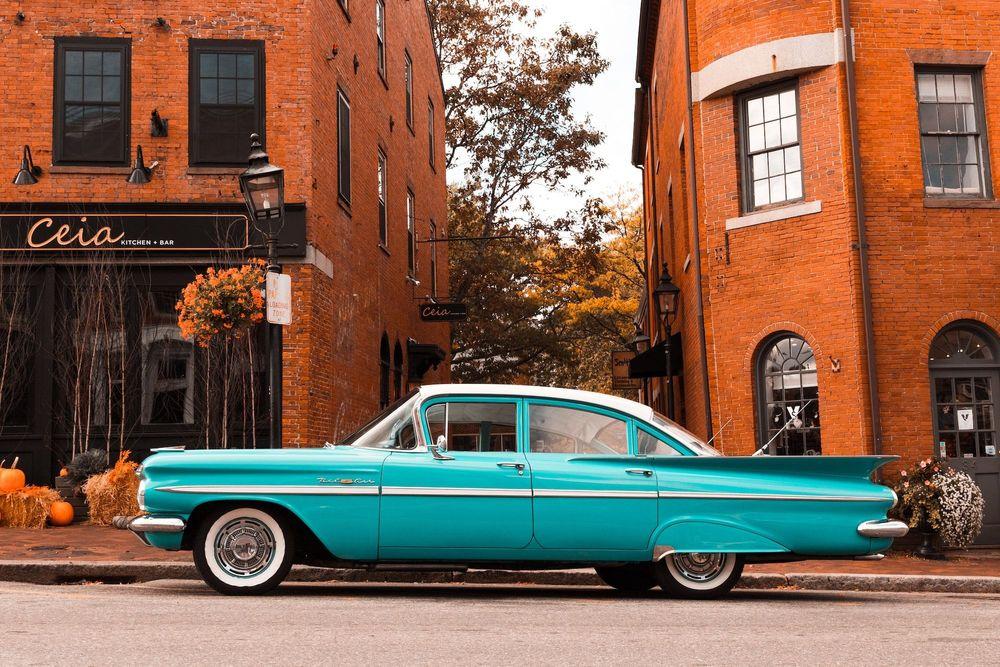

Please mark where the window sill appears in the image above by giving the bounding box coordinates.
[186,167,245,176]
[379,243,391,257]
[924,197,1000,209]
[337,0,351,22]
[725,200,822,231]
[379,72,389,90]
[48,165,131,175]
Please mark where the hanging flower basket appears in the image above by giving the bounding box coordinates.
[177,260,266,346]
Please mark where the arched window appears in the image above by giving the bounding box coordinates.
[929,322,999,461]
[379,334,390,409]
[392,340,404,400]
[755,333,821,455]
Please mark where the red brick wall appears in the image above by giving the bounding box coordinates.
[638,0,999,468]
[0,1,449,448]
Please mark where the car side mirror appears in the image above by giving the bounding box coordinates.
[429,435,454,460]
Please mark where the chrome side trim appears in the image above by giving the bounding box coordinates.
[533,489,659,499]
[653,545,676,561]
[128,516,186,534]
[159,485,380,496]
[854,553,885,561]
[382,487,532,498]
[857,519,909,538]
[659,491,888,502]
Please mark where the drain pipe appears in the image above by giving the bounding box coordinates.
[840,0,883,456]
[681,0,714,441]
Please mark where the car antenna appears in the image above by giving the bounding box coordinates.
[751,399,815,457]
[705,418,732,447]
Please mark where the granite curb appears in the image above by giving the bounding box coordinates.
[1,560,998,593]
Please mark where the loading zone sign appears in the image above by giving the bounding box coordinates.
[266,272,292,325]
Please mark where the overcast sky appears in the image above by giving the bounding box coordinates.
[531,0,643,214]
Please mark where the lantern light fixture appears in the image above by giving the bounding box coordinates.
[653,264,681,323]
[12,145,41,186]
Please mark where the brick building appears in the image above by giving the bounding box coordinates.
[0,1,449,484]
[632,0,999,543]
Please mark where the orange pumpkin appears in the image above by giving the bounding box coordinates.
[59,467,69,477]
[49,501,74,527]
[0,457,26,493]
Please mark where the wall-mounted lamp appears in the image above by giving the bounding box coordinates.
[150,109,168,137]
[126,145,157,184]
[12,145,42,185]
[154,17,169,30]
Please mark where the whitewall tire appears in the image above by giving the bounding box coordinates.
[193,507,295,595]
[654,553,743,599]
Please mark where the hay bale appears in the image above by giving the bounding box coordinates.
[84,450,140,525]
[0,486,62,529]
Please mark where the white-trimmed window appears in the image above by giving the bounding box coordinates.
[376,0,386,79]
[377,149,388,246]
[739,83,802,211]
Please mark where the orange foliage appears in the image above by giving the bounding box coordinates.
[176,260,266,347]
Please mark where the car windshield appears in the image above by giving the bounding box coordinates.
[650,412,722,456]
[341,391,421,450]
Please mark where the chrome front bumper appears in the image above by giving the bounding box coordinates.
[857,519,909,538]
[128,516,186,534]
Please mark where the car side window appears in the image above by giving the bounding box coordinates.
[637,428,682,456]
[529,404,628,455]
[425,402,518,453]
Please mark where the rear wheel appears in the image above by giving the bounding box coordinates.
[654,553,743,599]
[193,507,294,595]
[594,564,657,593]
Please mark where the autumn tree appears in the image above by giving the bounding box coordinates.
[427,0,615,384]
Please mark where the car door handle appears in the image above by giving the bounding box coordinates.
[626,468,653,477]
[497,462,526,475]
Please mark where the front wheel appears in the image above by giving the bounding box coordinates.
[193,507,295,595]
[654,553,743,599]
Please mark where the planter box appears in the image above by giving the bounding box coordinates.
[54,477,89,523]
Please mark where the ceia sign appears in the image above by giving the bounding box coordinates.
[419,302,468,322]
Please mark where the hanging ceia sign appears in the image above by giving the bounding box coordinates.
[419,302,468,322]
[0,209,249,252]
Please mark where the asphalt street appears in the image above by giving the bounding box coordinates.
[1,580,997,665]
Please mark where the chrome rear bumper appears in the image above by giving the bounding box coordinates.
[128,516,186,534]
[857,519,909,538]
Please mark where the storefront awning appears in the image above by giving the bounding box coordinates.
[628,342,669,379]
[407,340,447,381]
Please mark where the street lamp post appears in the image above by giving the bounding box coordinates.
[239,133,285,449]
[653,264,681,420]
[629,324,652,404]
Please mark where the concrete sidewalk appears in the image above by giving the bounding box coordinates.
[2,525,999,593]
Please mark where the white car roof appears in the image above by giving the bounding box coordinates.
[418,384,657,424]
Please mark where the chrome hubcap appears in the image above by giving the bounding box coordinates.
[671,553,727,582]
[214,518,276,578]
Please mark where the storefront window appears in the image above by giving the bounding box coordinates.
[755,333,821,455]
[141,291,194,425]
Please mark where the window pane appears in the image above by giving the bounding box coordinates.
[753,179,770,206]
[939,136,959,164]
[84,51,102,74]
[936,74,956,102]
[65,75,83,101]
[529,404,628,455]
[746,98,764,125]
[429,403,518,453]
[785,171,803,200]
[961,165,981,194]
[784,145,801,172]
[237,54,255,78]
[200,53,218,77]
[767,149,784,176]
[218,53,237,77]
[763,94,780,121]
[748,124,765,152]
[66,50,83,75]
[236,78,254,105]
[918,103,938,132]
[83,75,101,102]
[218,78,237,104]
[102,76,120,102]
[938,104,959,133]
[103,51,121,75]
[637,430,680,456]
[964,104,978,133]
[769,176,786,203]
[917,74,937,102]
[942,164,961,192]
[200,78,218,104]
[752,153,768,179]
[780,115,798,144]
[779,89,796,118]
[764,120,781,148]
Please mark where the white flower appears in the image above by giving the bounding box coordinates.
[932,469,985,548]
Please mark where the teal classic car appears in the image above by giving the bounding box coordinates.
[128,384,907,596]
